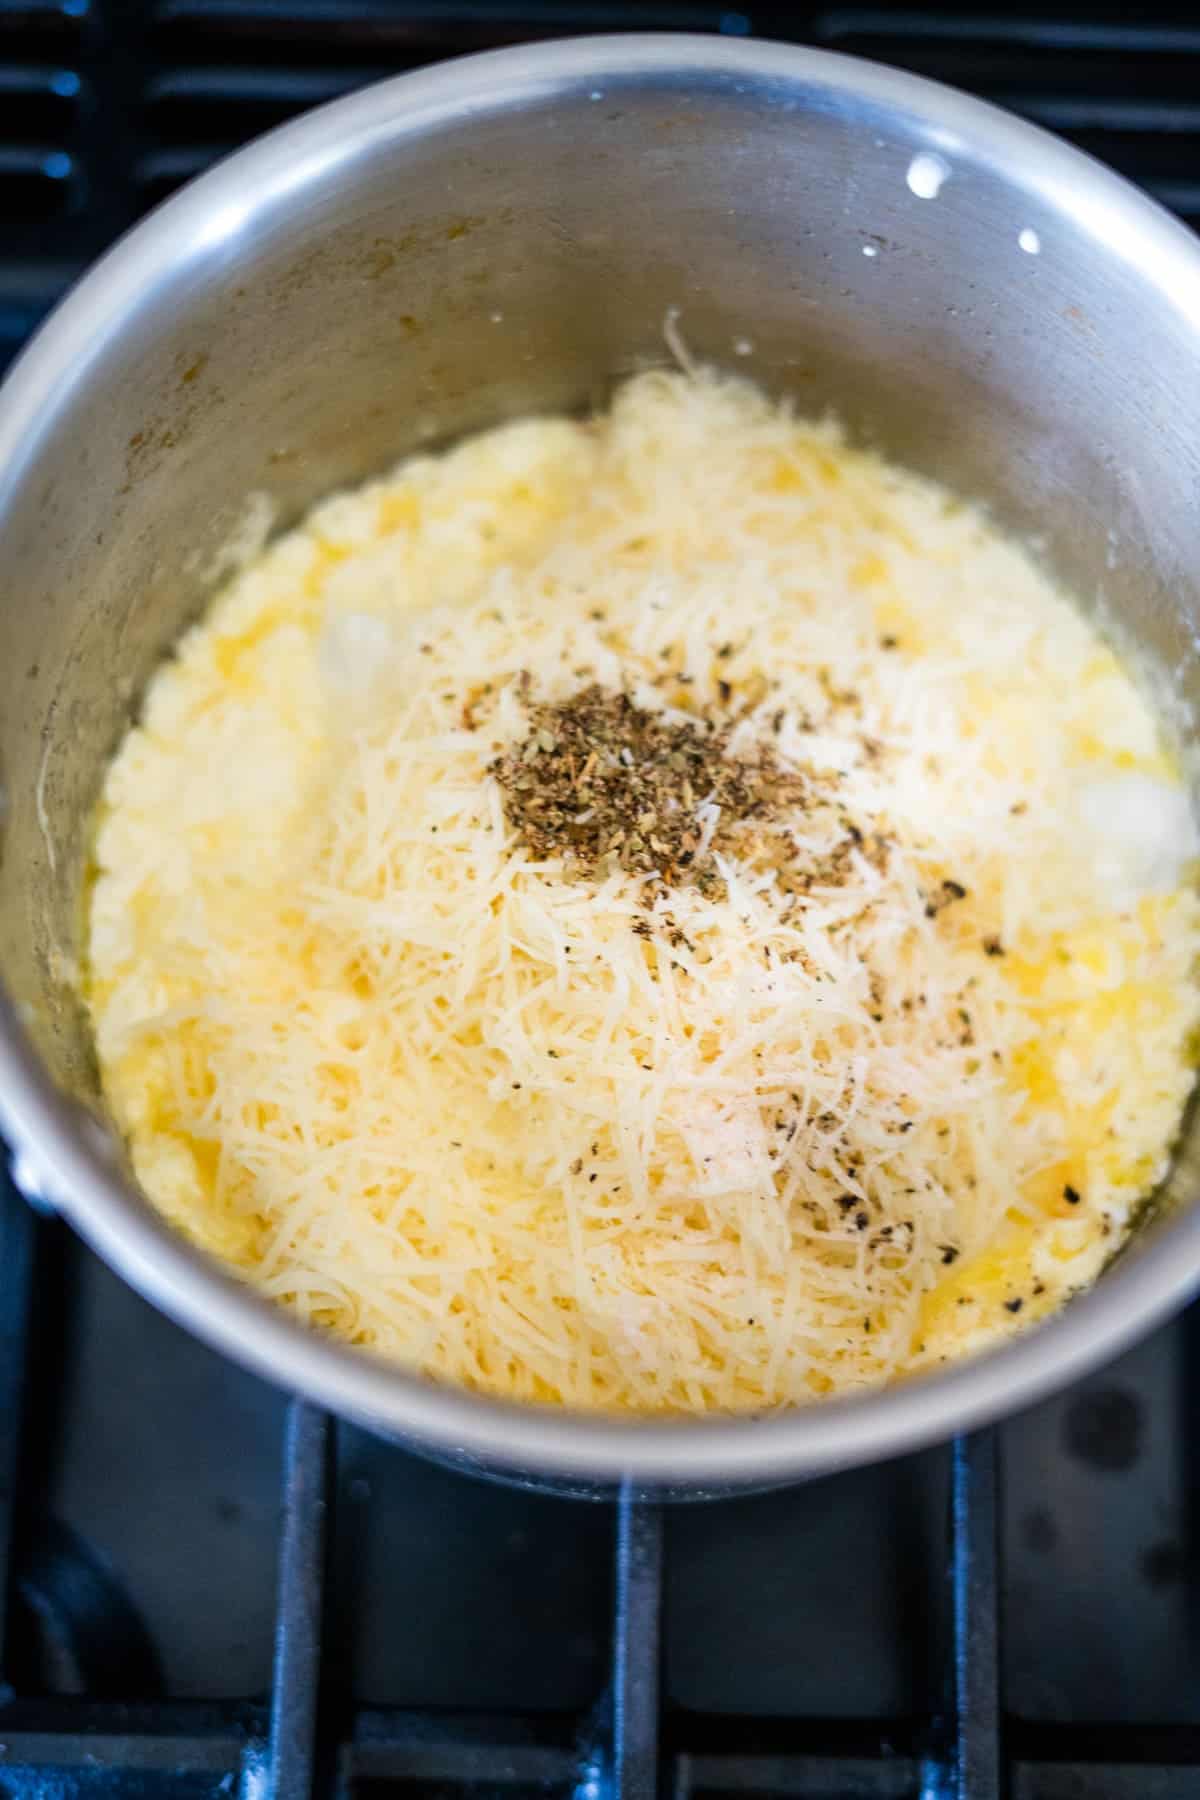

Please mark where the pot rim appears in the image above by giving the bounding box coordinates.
[4,32,1200,1487]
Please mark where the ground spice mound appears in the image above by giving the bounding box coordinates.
[493,683,807,894]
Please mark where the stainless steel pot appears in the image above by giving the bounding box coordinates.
[2,35,1200,1496]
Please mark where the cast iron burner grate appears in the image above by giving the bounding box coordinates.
[0,1175,990,1800]
[4,1158,1200,1800]
[3,6,1200,1796]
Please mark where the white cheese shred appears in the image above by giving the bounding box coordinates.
[86,368,1200,1415]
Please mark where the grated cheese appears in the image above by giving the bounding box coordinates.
[86,369,1200,1413]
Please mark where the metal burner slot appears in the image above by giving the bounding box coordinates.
[0,0,87,44]
[150,1,738,59]
[0,65,80,223]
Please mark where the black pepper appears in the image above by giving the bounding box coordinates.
[925,878,969,919]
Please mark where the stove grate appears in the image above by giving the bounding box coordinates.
[2,1168,1198,1798]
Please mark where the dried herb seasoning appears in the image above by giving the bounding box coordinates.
[493,682,808,895]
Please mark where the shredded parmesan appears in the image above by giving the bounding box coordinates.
[86,369,1200,1414]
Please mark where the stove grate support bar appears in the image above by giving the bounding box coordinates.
[609,1483,664,1800]
[0,1714,1198,1775]
[0,1701,1197,1792]
[267,1399,331,1800]
[949,1430,1001,1800]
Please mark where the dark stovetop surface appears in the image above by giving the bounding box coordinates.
[4,1172,1200,1796]
[3,6,1200,1796]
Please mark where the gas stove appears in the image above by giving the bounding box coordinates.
[2,6,1200,1795]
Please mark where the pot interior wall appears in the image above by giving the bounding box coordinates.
[2,63,1199,1250]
